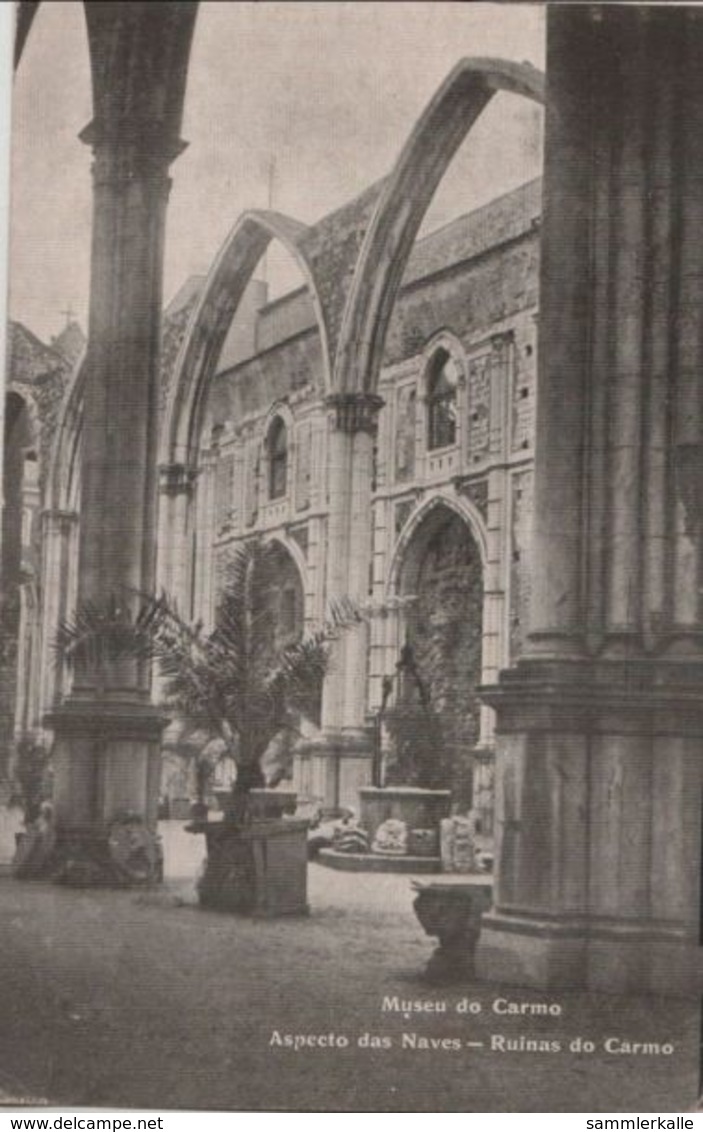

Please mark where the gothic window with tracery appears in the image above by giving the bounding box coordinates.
[267,416,288,500]
[426,348,459,450]
[214,453,235,533]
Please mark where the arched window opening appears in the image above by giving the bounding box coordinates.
[426,349,459,451]
[3,393,34,591]
[267,416,288,500]
[257,542,304,652]
[21,450,39,562]
[1,393,38,776]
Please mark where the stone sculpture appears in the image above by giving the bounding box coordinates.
[372,817,408,856]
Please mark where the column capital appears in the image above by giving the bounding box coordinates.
[159,462,198,497]
[80,118,188,187]
[41,508,80,532]
[326,392,384,435]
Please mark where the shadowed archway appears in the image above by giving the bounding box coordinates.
[386,498,486,806]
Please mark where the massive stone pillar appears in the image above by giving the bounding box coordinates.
[476,5,703,995]
[310,392,382,813]
[46,4,197,880]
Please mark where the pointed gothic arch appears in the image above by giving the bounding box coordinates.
[335,57,544,395]
[384,496,487,808]
[161,209,333,472]
[46,353,86,514]
[36,353,86,722]
[387,491,488,598]
[15,1,197,141]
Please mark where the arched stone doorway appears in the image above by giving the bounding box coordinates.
[249,539,306,787]
[259,540,305,653]
[162,537,307,810]
[158,209,331,634]
[392,504,483,809]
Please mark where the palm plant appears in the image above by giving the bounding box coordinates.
[56,540,361,825]
[54,592,173,687]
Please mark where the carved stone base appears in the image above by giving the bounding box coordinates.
[476,911,703,997]
[52,820,163,887]
[43,697,166,887]
[478,657,703,995]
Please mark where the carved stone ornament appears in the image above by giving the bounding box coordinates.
[159,462,198,497]
[326,392,384,435]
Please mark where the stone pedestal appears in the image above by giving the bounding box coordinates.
[195,818,309,917]
[477,6,703,996]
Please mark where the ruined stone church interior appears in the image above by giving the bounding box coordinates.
[2,2,702,1000]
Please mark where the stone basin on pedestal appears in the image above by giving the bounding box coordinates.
[317,785,452,872]
[412,876,493,984]
[359,785,451,843]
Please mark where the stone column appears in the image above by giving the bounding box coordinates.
[39,509,79,715]
[192,443,217,629]
[476,5,703,996]
[46,121,187,881]
[310,392,383,812]
[157,463,197,606]
[153,463,197,713]
[14,580,38,737]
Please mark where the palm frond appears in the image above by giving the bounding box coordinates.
[325,595,365,633]
[54,594,169,671]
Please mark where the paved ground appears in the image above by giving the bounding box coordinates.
[0,821,698,1113]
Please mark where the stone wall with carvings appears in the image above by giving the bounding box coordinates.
[2,320,85,769]
[388,240,539,369]
[6,321,83,496]
[197,179,540,775]
[368,209,539,762]
[510,469,534,660]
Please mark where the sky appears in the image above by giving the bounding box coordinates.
[8,2,545,344]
